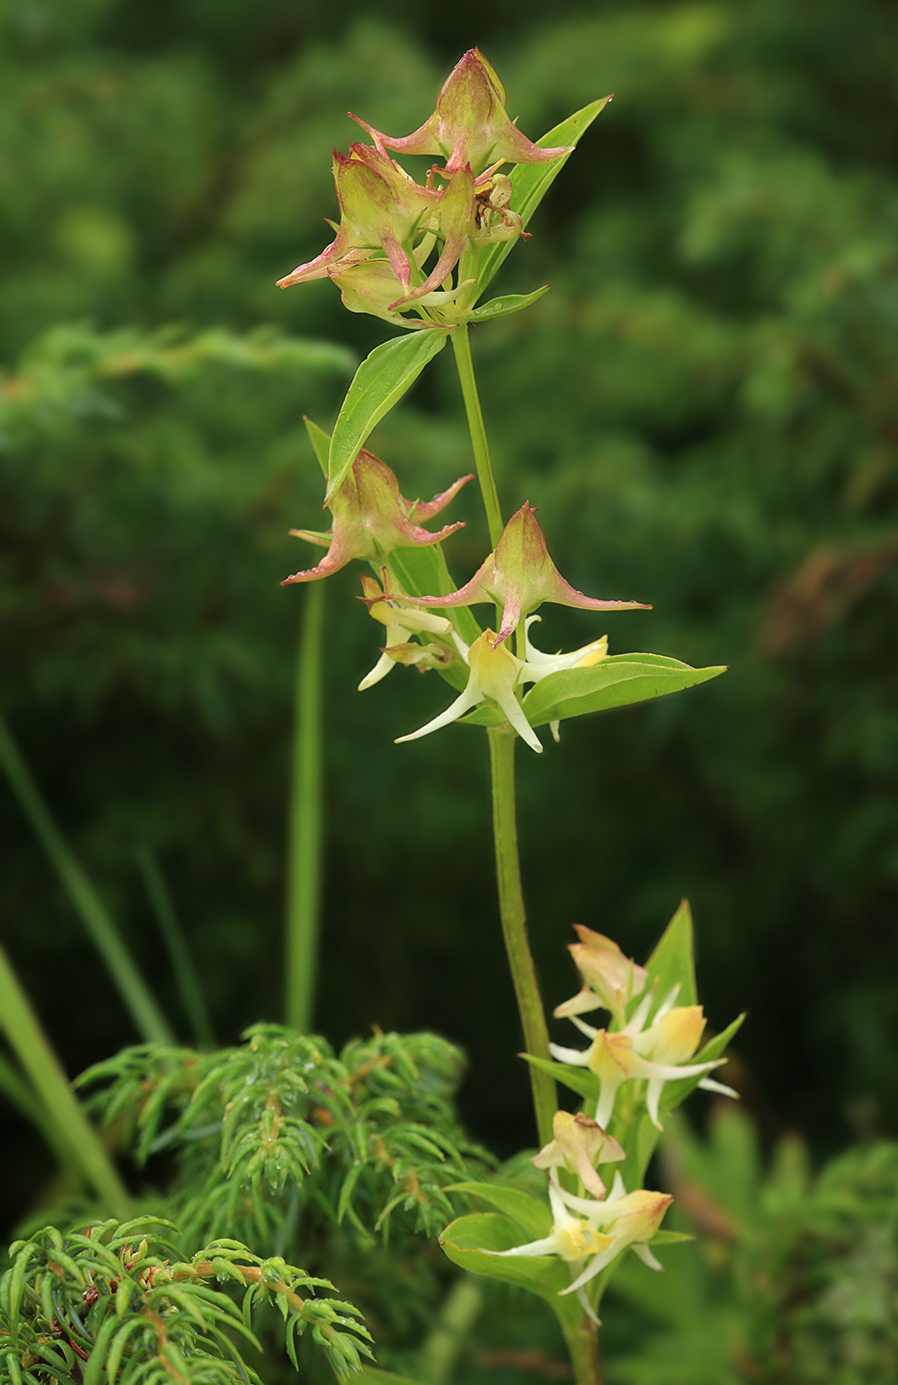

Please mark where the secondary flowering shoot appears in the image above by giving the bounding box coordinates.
[282,450,471,584]
[402,502,649,646]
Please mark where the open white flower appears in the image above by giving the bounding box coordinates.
[395,621,611,754]
[550,992,727,1129]
[486,1172,672,1322]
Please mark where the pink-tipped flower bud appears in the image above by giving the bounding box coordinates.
[282,451,471,584]
[352,48,571,176]
[400,502,650,646]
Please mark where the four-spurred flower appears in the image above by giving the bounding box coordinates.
[352,48,572,176]
[401,503,649,647]
[282,450,471,585]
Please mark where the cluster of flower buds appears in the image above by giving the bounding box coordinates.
[277,49,571,327]
[488,1108,672,1322]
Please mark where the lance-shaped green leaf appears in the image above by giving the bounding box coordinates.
[521,653,727,727]
[459,653,726,730]
[645,899,698,1009]
[327,329,448,499]
[477,95,612,298]
[522,1053,601,1105]
[445,1182,552,1240]
[468,286,551,322]
[439,1212,584,1333]
[304,416,331,478]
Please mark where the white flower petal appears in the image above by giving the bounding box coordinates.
[632,1243,664,1272]
[395,684,482,743]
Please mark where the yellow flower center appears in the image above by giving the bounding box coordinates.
[556,1222,614,1261]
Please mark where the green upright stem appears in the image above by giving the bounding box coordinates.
[284,581,325,1033]
[0,943,131,1215]
[563,1318,603,1385]
[451,323,504,549]
[453,323,556,1147]
[488,728,556,1149]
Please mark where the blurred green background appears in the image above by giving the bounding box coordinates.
[2,0,897,1233]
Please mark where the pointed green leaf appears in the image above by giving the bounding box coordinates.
[650,1229,695,1248]
[522,655,727,728]
[478,96,612,297]
[82,1316,121,1385]
[468,286,551,322]
[439,1212,582,1333]
[645,899,698,1008]
[445,1182,552,1240]
[303,417,331,478]
[522,1053,600,1104]
[327,330,448,499]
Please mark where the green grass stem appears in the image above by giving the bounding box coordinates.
[0,714,173,1044]
[284,581,325,1033]
[0,1050,79,1175]
[0,943,131,1214]
[136,846,214,1046]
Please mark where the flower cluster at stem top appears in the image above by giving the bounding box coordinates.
[276,48,570,329]
[278,49,643,751]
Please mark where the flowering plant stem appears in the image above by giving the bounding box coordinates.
[487,727,556,1149]
[456,320,557,1146]
[563,1316,603,1385]
[451,323,504,549]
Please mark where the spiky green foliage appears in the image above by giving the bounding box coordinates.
[0,1217,372,1384]
[78,1026,492,1249]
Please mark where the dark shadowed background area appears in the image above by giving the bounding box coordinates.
[2,0,897,1235]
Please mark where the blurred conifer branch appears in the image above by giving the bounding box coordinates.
[77,1025,493,1247]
